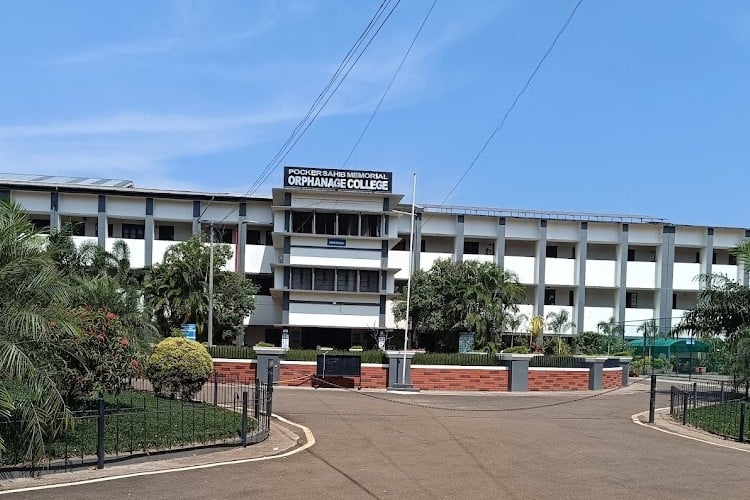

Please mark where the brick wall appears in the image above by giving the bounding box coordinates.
[528,369,589,391]
[411,367,508,391]
[277,363,388,389]
[213,360,256,379]
[603,368,622,389]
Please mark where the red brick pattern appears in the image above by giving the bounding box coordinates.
[528,370,589,391]
[212,360,622,392]
[603,369,622,389]
[411,368,508,391]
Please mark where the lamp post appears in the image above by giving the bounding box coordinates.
[207,221,215,347]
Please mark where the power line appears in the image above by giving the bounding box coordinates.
[434,0,585,210]
[342,0,438,167]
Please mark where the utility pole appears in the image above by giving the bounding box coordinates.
[208,221,215,347]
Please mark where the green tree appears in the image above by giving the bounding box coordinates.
[0,201,78,462]
[527,314,545,350]
[546,310,575,355]
[144,235,257,342]
[392,259,524,351]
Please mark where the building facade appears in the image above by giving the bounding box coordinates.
[1,170,747,347]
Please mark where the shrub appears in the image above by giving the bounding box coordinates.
[502,345,530,354]
[146,338,213,400]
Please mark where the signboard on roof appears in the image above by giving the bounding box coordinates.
[284,167,392,193]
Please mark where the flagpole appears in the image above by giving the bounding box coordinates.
[402,173,417,384]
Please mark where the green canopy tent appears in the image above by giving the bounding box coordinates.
[627,338,709,360]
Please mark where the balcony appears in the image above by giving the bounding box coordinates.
[545,258,576,286]
[583,306,615,332]
[673,263,700,291]
[245,245,277,274]
[107,239,145,269]
[420,252,453,271]
[624,308,655,336]
[504,256,535,284]
[543,305,574,332]
[388,250,410,279]
[71,236,99,249]
[626,262,656,289]
[712,264,738,280]
[585,260,617,287]
[463,254,494,264]
[152,240,179,265]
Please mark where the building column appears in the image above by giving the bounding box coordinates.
[534,220,548,317]
[575,222,588,334]
[50,192,60,231]
[701,228,714,286]
[145,198,154,267]
[495,217,506,268]
[657,225,676,335]
[615,224,628,326]
[412,213,422,273]
[380,197,390,329]
[237,202,247,275]
[97,195,107,248]
[454,215,465,262]
[192,200,201,235]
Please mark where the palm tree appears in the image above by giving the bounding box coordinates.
[546,310,576,355]
[0,201,78,462]
[528,315,545,350]
[505,312,528,347]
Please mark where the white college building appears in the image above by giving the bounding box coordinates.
[1,169,747,348]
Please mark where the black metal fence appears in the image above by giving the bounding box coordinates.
[0,371,273,475]
[670,380,750,442]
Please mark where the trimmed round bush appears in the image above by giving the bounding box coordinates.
[146,337,213,400]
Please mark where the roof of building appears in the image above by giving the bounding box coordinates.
[0,172,135,188]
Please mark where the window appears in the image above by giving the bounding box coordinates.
[253,275,274,295]
[729,254,738,266]
[627,248,635,262]
[31,219,50,233]
[337,270,357,292]
[360,215,381,237]
[626,292,638,308]
[247,229,261,245]
[314,268,335,291]
[122,223,145,239]
[291,268,312,290]
[108,224,114,237]
[359,270,380,292]
[158,225,175,241]
[338,213,359,236]
[265,230,273,246]
[568,290,574,306]
[672,293,678,310]
[464,241,479,255]
[712,252,717,265]
[544,288,556,305]
[214,227,233,244]
[315,212,336,235]
[292,211,313,233]
[546,245,558,258]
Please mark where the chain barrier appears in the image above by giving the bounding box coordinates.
[289,375,654,413]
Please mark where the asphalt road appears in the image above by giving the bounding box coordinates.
[5,382,749,499]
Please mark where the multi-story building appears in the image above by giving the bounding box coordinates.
[1,169,747,347]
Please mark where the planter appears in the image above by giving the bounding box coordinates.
[497,353,536,362]
[349,348,363,352]
[252,346,287,355]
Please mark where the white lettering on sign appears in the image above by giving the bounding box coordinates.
[284,167,392,193]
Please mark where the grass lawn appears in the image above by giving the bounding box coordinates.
[685,401,749,441]
[34,391,255,463]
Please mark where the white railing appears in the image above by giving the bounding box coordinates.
[673,262,700,291]
[626,261,656,289]
[545,258,576,286]
[504,256,535,284]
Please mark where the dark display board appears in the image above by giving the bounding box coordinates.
[317,355,361,377]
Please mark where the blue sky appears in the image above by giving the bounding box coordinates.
[0,1,748,227]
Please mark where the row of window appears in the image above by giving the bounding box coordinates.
[291,212,382,237]
[542,290,689,309]
[290,268,381,292]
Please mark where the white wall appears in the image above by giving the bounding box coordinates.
[107,238,145,268]
[246,245,278,274]
[626,261,656,289]
[12,191,50,213]
[504,256,535,283]
[464,216,497,237]
[673,262,700,290]
[628,225,661,245]
[420,252,453,271]
[464,254,494,264]
[152,240,178,265]
[249,295,280,325]
[675,226,705,247]
[421,214,457,236]
[59,193,98,215]
[388,250,410,279]
[583,306,615,332]
[547,221,580,242]
[505,219,538,240]
[713,264,738,280]
[289,302,380,328]
[586,260,616,287]
[153,199,192,221]
[107,196,145,219]
[587,223,620,243]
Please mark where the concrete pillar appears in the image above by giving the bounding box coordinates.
[701,228,714,284]
[615,224,628,326]
[495,217,506,268]
[658,225,676,335]
[253,347,285,383]
[617,357,632,387]
[145,198,154,267]
[534,220,548,317]
[497,353,533,392]
[49,192,60,231]
[412,213,422,272]
[237,202,247,274]
[97,195,107,248]
[454,215,465,262]
[575,222,588,333]
[192,200,201,235]
[385,351,418,391]
[584,356,607,390]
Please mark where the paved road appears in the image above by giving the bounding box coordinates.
[6,382,749,499]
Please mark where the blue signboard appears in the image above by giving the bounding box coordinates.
[327,238,346,247]
[181,324,197,341]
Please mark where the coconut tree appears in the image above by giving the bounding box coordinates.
[528,315,545,350]
[505,312,528,347]
[0,201,78,462]
[546,310,576,355]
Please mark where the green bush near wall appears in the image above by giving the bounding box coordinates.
[411,352,497,366]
